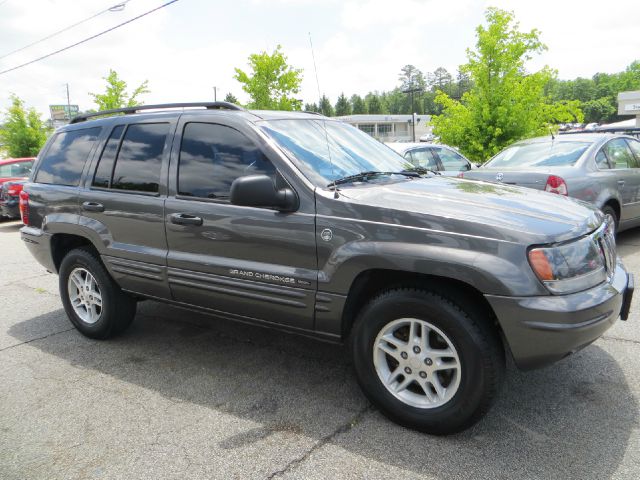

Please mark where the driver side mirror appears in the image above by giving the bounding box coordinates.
[230,175,298,212]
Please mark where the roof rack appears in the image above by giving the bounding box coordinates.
[70,102,245,124]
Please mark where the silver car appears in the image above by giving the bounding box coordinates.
[463,133,640,232]
[386,142,475,176]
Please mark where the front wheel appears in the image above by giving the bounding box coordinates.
[351,288,504,435]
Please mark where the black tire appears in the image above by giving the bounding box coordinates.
[351,288,504,435]
[601,205,618,234]
[59,247,137,339]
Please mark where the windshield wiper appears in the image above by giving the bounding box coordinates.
[402,166,441,176]
[328,170,419,188]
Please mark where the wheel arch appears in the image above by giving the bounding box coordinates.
[50,232,100,272]
[602,198,621,220]
[340,268,505,346]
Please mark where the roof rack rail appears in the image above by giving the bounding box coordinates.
[70,102,245,124]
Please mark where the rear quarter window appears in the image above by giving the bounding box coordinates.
[35,127,101,186]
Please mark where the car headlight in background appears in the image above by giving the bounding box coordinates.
[528,230,612,295]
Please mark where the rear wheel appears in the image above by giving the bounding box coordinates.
[59,247,136,339]
[351,288,504,435]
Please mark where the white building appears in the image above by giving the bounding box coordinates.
[335,114,432,142]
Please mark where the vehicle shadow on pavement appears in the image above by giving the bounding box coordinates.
[0,220,23,232]
[8,301,637,480]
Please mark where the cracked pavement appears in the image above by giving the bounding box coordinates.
[1,218,640,480]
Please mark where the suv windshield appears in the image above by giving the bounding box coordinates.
[485,141,591,169]
[259,119,409,187]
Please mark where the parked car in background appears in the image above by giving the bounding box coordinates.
[386,142,475,176]
[0,157,35,186]
[0,179,27,219]
[0,158,34,220]
[462,134,640,232]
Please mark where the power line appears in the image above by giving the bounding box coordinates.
[0,1,133,61]
[0,0,179,76]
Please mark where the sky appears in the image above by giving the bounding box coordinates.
[0,0,639,117]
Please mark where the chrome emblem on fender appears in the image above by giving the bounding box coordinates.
[495,172,504,182]
[320,228,333,242]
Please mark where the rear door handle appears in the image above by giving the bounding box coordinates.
[170,213,203,226]
[82,201,104,212]
[617,180,625,187]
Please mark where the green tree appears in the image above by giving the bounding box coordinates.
[224,92,239,104]
[366,93,384,114]
[351,94,367,114]
[431,8,582,162]
[581,97,616,123]
[89,69,149,110]
[0,95,50,158]
[234,45,303,111]
[399,65,426,92]
[319,95,334,116]
[334,93,351,116]
[304,102,320,112]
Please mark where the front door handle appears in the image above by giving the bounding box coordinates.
[82,201,104,212]
[617,180,625,187]
[170,213,203,226]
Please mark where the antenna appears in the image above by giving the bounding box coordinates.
[308,32,322,110]
[309,32,338,198]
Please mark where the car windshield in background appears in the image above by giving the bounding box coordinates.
[485,141,591,169]
[259,119,409,187]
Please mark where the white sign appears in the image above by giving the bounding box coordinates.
[624,103,640,112]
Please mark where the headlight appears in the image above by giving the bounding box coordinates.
[528,234,608,294]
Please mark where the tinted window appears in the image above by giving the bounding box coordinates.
[0,160,33,178]
[93,125,125,188]
[603,139,636,169]
[434,147,469,171]
[35,128,100,186]
[595,150,610,169]
[111,123,169,193]
[178,123,276,199]
[407,149,438,169]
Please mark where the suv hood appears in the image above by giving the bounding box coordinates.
[336,176,602,244]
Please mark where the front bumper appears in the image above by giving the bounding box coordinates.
[486,261,632,370]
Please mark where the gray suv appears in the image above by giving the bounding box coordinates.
[20,103,633,435]
[463,133,640,232]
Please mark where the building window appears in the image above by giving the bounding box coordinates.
[358,124,375,136]
[377,124,392,136]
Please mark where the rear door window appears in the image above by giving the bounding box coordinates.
[432,147,469,171]
[35,127,101,186]
[110,123,169,193]
[603,139,637,169]
[178,122,276,199]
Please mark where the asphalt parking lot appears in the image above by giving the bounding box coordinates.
[1,219,639,480]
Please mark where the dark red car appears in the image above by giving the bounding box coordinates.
[0,157,35,219]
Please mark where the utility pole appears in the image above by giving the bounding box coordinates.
[402,72,423,142]
[213,86,217,102]
[66,83,72,121]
